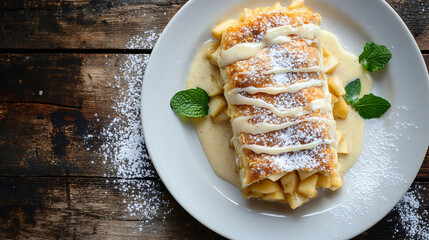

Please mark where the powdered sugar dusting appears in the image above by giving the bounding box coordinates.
[272,72,321,86]
[110,179,172,229]
[243,121,332,147]
[328,106,420,231]
[391,185,429,239]
[268,44,317,69]
[252,144,332,175]
[126,28,161,49]
[94,31,171,229]
[223,10,319,48]
[240,90,307,110]
[100,52,152,179]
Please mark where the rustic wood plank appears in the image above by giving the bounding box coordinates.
[0,0,187,49]
[0,177,223,239]
[387,0,429,50]
[0,177,427,239]
[0,53,157,178]
[425,54,429,72]
[421,149,429,180]
[0,0,427,50]
[416,54,429,180]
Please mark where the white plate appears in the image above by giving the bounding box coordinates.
[141,0,429,239]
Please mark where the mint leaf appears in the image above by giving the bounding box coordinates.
[352,93,391,119]
[170,87,210,117]
[345,79,361,105]
[359,42,392,72]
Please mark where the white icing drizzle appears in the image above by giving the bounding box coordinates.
[225,91,309,117]
[224,84,332,118]
[242,140,335,155]
[221,22,336,157]
[218,24,321,67]
[232,116,336,135]
[308,76,332,114]
[263,66,323,74]
[226,80,324,95]
[219,43,265,68]
[264,24,321,44]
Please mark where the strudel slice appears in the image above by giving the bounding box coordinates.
[214,1,343,209]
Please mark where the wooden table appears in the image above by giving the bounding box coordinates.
[0,1,428,239]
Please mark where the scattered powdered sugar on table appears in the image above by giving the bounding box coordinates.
[94,28,172,228]
[100,48,153,179]
[391,185,429,239]
[126,28,161,49]
[109,179,173,229]
[328,106,420,231]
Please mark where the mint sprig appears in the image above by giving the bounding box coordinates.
[170,87,210,117]
[344,79,361,105]
[344,79,391,119]
[359,42,392,72]
[352,94,391,119]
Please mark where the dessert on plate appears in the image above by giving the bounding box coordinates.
[185,0,372,209]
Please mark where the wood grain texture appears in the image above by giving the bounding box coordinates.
[0,53,157,178]
[0,176,222,239]
[387,0,429,50]
[0,0,187,49]
[0,0,427,50]
[425,54,429,71]
[0,177,426,239]
[421,146,429,180]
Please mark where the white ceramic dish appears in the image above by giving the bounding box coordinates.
[141,0,429,239]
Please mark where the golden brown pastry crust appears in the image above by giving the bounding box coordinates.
[215,1,342,208]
